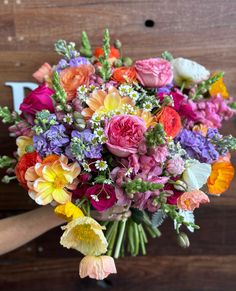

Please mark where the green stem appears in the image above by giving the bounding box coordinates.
[107,221,118,256]
[134,222,140,256]
[139,225,147,255]
[128,220,135,255]
[114,219,127,259]
[180,81,185,92]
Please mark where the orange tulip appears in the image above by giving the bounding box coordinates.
[207,161,234,195]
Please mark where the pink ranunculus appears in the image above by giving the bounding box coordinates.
[105,115,146,157]
[20,84,54,117]
[85,184,117,211]
[32,62,52,83]
[177,190,210,211]
[135,58,173,88]
[79,255,117,280]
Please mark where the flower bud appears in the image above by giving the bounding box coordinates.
[177,232,190,248]
[114,39,122,49]
[123,57,133,67]
[173,180,187,191]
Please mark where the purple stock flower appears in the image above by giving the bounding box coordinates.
[69,57,90,67]
[175,129,219,163]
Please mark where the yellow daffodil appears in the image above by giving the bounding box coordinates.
[16,136,33,157]
[82,87,133,118]
[54,202,84,221]
[209,73,229,99]
[60,217,108,256]
[135,109,156,128]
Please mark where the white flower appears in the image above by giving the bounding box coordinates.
[82,162,91,172]
[174,210,195,232]
[143,101,153,111]
[182,160,211,191]
[171,57,210,88]
[129,90,139,101]
[95,160,108,171]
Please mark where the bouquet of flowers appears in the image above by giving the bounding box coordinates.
[0,29,235,280]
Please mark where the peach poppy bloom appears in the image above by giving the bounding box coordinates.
[82,87,133,119]
[207,161,234,195]
[79,255,117,280]
[60,64,95,101]
[32,62,52,83]
[177,190,210,211]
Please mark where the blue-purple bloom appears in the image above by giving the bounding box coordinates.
[175,129,219,163]
[33,124,69,157]
[56,57,90,72]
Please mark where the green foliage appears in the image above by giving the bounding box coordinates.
[161,51,173,61]
[214,134,236,153]
[151,209,167,228]
[0,106,21,124]
[98,29,112,81]
[54,39,79,60]
[145,123,166,148]
[123,178,164,196]
[80,31,92,58]
[51,71,67,109]
[0,155,15,169]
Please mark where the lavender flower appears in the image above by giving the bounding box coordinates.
[69,57,90,67]
[175,129,219,163]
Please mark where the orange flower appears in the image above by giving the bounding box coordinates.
[32,62,52,84]
[94,47,120,60]
[207,161,234,195]
[156,106,182,138]
[209,73,229,99]
[192,124,208,136]
[60,64,95,101]
[112,66,136,83]
[177,190,210,211]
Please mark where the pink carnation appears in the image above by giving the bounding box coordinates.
[177,190,210,211]
[135,58,173,88]
[105,115,146,157]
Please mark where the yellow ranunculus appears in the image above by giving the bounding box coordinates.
[60,217,108,256]
[16,136,33,157]
[54,202,84,221]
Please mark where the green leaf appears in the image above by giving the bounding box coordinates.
[130,208,144,225]
[161,51,173,61]
[80,31,92,58]
[151,209,167,228]
[0,156,15,169]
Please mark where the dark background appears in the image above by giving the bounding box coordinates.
[0,1,236,290]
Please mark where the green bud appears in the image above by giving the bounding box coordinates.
[114,59,123,67]
[174,180,187,191]
[177,232,190,248]
[123,57,133,67]
[25,145,34,153]
[114,39,122,49]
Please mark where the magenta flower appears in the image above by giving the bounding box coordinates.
[85,184,117,211]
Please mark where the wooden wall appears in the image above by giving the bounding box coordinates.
[0,1,236,290]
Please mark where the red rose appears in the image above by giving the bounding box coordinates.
[15,152,42,189]
[85,184,117,212]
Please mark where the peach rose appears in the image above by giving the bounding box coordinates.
[105,115,146,157]
[60,64,95,101]
[32,63,52,83]
[79,255,117,280]
[177,190,210,211]
[135,58,173,88]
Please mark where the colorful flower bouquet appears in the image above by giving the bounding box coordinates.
[0,29,236,280]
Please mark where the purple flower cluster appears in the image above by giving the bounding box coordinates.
[175,129,219,163]
[33,124,69,157]
[56,57,90,72]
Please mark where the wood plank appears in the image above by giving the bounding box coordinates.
[0,256,236,291]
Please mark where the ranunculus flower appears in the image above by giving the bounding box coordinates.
[19,84,54,117]
[112,66,136,83]
[157,106,182,138]
[177,190,210,211]
[135,58,173,88]
[171,57,210,88]
[60,64,95,101]
[32,62,52,83]
[79,255,117,280]
[105,115,146,157]
[94,47,120,63]
[15,152,42,189]
[85,184,117,211]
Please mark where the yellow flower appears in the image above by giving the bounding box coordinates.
[192,124,208,136]
[60,217,108,256]
[16,136,33,157]
[82,87,133,118]
[209,73,229,99]
[134,109,156,128]
[54,202,84,221]
[25,155,80,205]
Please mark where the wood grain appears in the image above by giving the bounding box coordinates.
[0,0,236,290]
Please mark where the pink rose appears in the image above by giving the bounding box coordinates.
[85,184,117,212]
[135,58,173,88]
[20,84,54,117]
[177,190,210,211]
[105,115,146,157]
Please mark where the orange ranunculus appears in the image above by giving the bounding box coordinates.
[94,47,120,60]
[207,161,234,195]
[112,66,136,83]
[60,64,95,101]
[15,152,42,189]
[156,106,182,138]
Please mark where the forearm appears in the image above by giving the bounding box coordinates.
[0,205,64,255]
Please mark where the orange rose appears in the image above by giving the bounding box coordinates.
[156,106,182,138]
[112,67,136,83]
[15,152,42,189]
[94,47,120,59]
[60,64,95,101]
[207,161,234,195]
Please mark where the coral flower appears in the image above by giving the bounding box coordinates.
[94,47,120,63]
[60,217,108,256]
[209,74,229,99]
[177,190,210,211]
[16,136,33,158]
[82,87,133,119]
[60,64,95,101]
[112,66,136,83]
[54,202,84,222]
[25,155,80,205]
[156,106,182,138]
[32,62,52,84]
[79,255,117,280]
[207,161,234,195]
